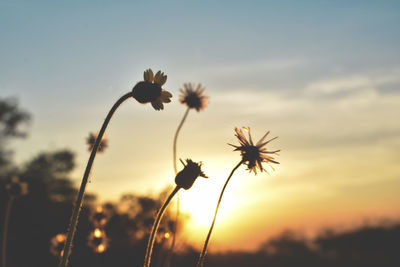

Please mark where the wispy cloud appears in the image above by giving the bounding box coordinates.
[170,58,307,91]
[305,68,400,96]
[206,58,306,76]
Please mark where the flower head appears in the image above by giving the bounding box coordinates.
[88,228,108,253]
[175,159,208,190]
[132,69,172,110]
[229,127,280,174]
[50,233,66,258]
[179,83,208,112]
[86,132,108,153]
[6,176,28,198]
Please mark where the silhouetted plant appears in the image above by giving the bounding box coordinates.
[132,69,172,110]
[2,176,28,267]
[197,127,279,267]
[168,83,208,266]
[86,133,108,153]
[173,83,208,174]
[59,69,172,267]
[143,159,207,267]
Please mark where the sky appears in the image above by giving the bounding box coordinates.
[1,0,400,252]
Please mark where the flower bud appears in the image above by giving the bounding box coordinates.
[131,69,172,110]
[132,81,162,103]
[175,159,207,190]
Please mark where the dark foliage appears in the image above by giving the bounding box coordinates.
[185,225,400,267]
[0,98,30,167]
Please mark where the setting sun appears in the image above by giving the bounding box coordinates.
[179,176,239,228]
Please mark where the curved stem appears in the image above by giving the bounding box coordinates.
[2,197,14,267]
[144,186,180,267]
[196,160,244,267]
[173,108,190,174]
[59,92,132,267]
[167,107,189,267]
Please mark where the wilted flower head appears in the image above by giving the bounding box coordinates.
[132,68,172,110]
[86,132,108,153]
[6,176,28,198]
[179,83,208,112]
[89,205,110,227]
[50,233,66,258]
[229,127,280,174]
[88,228,108,253]
[175,159,208,190]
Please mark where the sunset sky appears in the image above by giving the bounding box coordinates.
[1,0,400,252]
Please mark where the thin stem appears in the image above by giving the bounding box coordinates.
[144,186,180,267]
[59,92,132,267]
[165,107,189,267]
[173,107,190,174]
[1,197,14,267]
[196,160,244,267]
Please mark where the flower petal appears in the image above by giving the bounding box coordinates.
[143,69,154,82]
[260,149,281,154]
[257,136,278,148]
[151,98,164,110]
[160,90,172,103]
[256,131,270,146]
[234,127,249,146]
[159,74,167,85]
[246,127,254,145]
[154,71,166,85]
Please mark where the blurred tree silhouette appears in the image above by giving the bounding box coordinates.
[0,98,30,169]
[0,97,82,266]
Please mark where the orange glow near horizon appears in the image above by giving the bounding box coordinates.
[88,150,400,252]
[170,155,400,252]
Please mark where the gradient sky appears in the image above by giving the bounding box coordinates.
[1,0,400,252]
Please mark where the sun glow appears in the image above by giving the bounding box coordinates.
[179,176,240,228]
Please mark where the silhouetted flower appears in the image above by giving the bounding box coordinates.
[89,205,110,227]
[175,159,207,190]
[50,233,66,258]
[144,160,207,267]
[197,128,280,267]
[229,127,280,174]
[86,132,108,153]
[5,176,28,198]
[132,69,172,110]
[179,83,208,112]
[88,228,108,253]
